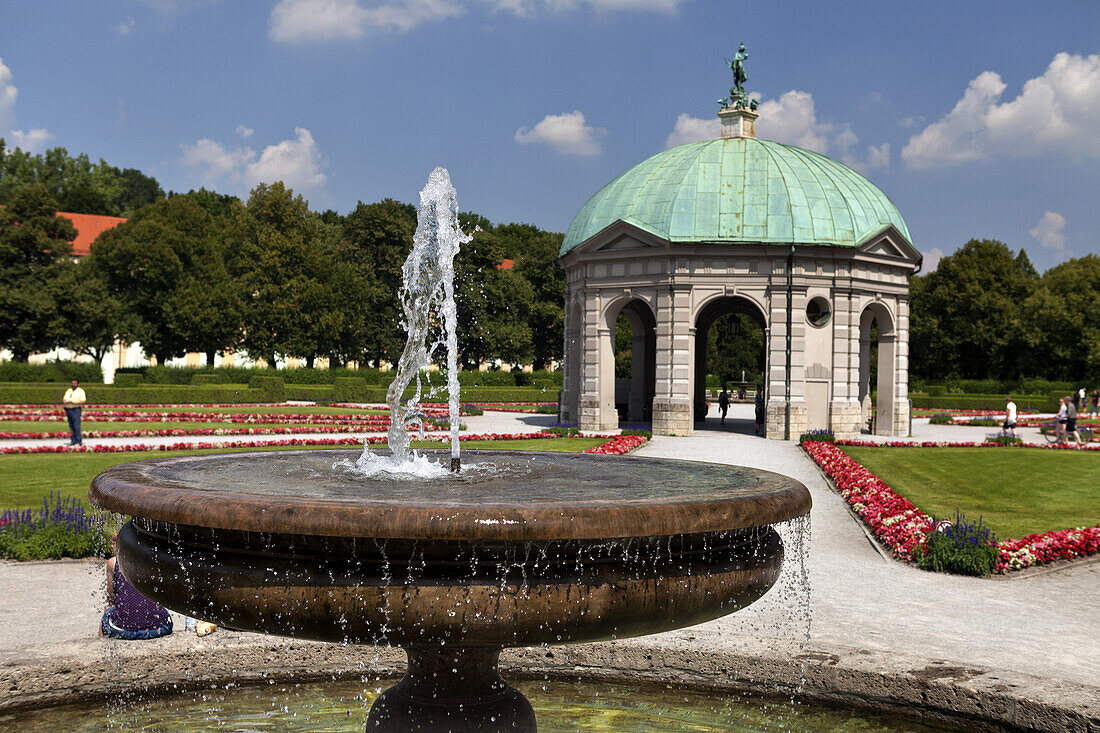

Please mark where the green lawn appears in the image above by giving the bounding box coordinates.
[0,438,607,509]
[840,446,1100,539]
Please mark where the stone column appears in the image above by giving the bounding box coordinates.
[652,284,693,435]
[875,333,896,436]
[829,290,862,438]
[893,298,911,436]
[765,282,807,440]
[578,292,603,431]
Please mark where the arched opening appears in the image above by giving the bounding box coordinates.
[610,300,657,425]
[859,303,896,435]
[693,297,767,430]
[562,301,583,424]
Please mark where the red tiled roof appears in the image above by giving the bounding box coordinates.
[498,258,514,270]
[57,212,127,257]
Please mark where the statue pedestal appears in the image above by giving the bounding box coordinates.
[719,107,759,138]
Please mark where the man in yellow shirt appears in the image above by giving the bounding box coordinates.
[62,379,86,446]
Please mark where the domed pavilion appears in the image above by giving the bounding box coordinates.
[557,79,921,439]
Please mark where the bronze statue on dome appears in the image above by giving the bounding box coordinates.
[723,43,758,111]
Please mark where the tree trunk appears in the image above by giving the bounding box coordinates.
[11,350,29,362]
[206,350,216,367]
[306,355,315,369]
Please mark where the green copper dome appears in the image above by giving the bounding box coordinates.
[560,136,911,256]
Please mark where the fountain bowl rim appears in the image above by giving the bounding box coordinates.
[89,449,811,541]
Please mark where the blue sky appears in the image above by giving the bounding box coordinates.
[1,0,1097,271]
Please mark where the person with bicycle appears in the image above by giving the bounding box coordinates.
[1066,395,1085,447]
[1055,397,1068,444]
[1003,396,1017,439]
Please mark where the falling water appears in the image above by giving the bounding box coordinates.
[348,167,471,477]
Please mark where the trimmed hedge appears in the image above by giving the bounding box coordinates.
[912,378,1076,396]
[0,382,273,405]
[334,377,370,401]
[191,373,228,385]
[112,365,563,388]
[0,361,103,383]
[112,373,143,387]
[910,393,1057,412]
[285,384,335,401]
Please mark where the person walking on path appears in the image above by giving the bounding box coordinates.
[1003,397,1017,438]
[1091,389,1099,419]
[62,379,86,446]
[718,387,730,425]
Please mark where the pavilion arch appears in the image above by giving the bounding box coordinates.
[597,296,657,426]
[693,296,768,421]
[858,301,897,435]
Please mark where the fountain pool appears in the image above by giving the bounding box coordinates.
[0,678,972,732]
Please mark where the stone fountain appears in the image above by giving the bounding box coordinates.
[88,168,811,731]
[90,449,809,731]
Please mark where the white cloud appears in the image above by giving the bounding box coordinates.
[756,90,832,153]
[0,58,54,153]
[920,247,943,273]
[1029,211,1070,262]
[0,59,18,131]
[664,113,718,148]
[903,52,1100,169]
[541,0,683,10]
[514,110,605,156]
[115,16,136,36]
[664,91,890,173]
[181,127,328,193]
[9,128,55,153]
[180,138,255,185]
[236,124,254,139]
[269,0,463,42]
[244,127,327,190]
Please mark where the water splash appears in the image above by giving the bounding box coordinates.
[353,167,471,476]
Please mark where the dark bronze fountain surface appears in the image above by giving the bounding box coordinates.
[91,450,811,732]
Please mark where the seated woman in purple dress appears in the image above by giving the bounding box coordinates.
[100,538,172,640]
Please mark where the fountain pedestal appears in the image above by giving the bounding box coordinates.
[368,646,535,732]
[92,450,811,732]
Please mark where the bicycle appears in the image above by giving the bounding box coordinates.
[1041,420,1094,444]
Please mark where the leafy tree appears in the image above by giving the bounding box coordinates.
[49,260,129,363]
[1020,255,1100,380]
[171,188,242,220]
[453,224,534,368]
[342,199,417,365]
[497,223,565,370]
[226,183,333,366]
[0,185,76,360]
[909,239,1038,380]
[111,167,165,215]
[89,197,239,363]
[706,313,766,387]
[0,146,124,215]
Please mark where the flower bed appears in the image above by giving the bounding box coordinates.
[583,434,647,455]
[803,441,1100,573]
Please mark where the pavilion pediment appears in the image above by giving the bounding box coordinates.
[855,226,922,268]
[572,219,669,255]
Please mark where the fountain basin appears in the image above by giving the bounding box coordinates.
[90,449,811,731]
